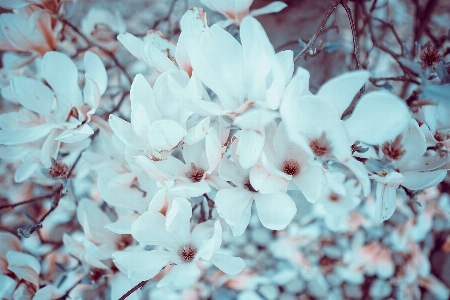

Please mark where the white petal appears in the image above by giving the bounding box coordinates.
[133,155,175,182]
[14,162,39,183]
[250,1,287,17]
[10,76,54,115]
[205,127,223,173]
[191,220,216,248]
[215,188,254,226]
[84,74,101,115]
[230,200,252,236]
[293,165,326,203]
[250,163,288,194]
[131,211,179,251]
[0,0,30,9]
[148,119,187,151]
[317,70,370,117]
[209,253,245,275]
[6,251,40,288]
[118,33,144,61]
[0,123,58,145]
[113,250,175,281]
[142,41,177,73]
[402,170,447,190]
[374,183,397,222]
[55,124,94,143]
[157,263,200,290]
[184,117,210,145]
[196,220,222,261]
[234,109,278,131]
[182,73,225,116]
[130,74,161,124]
[342,158,371,197]
[166,197,192,246]
[276,50,294,84]
[236,129,265,169]
[104,215,139,234]
[180,7,208,31]
[108,115,147,150]
[344,91,410,145]
[253,192,296,230]
[42,51,83,106]
[396,119,427,170]
[84,51,107,95]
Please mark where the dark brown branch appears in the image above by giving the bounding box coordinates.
[0,190,59,211]
[413,0,439,51]
[119,280,149,300]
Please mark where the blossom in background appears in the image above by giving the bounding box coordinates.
[200,0,287,27]
[113,197,245,289]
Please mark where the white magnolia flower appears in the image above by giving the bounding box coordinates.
[370,119,448,222]
[113,198,245,290]
[0,51,107,160]
[250,121,326,203]
[280,67,411,196]
[215,140,297,235]
[200,0,287,27]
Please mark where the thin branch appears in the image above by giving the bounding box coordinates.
[293,0,341,62]
[119,280,149,300]
[0,190,59,211]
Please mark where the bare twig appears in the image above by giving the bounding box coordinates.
[0,190,59,211]
[119,280,149,300]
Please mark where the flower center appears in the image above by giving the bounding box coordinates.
[187,163,205,183]
[282,159,300,176]
[309,132,332,157]
[178,243,197,262]
[329,193,340,202]
[382,135,405,161]
[243,178,258,193]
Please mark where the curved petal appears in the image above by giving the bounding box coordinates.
[209,253,245,275]
[374,183,397,223]
[84,51,107,95]
[195,220,222,261]
[131,211,179,252]
[142,41,177,73]
[10,76,54,115]
[0,123,58,145]
[166,197,192,246]
[113,250,176,281]
[236,129,265,169]
[249,163,288,194]
[108,115,147,150]
[402,170,447,190]
[344,91,410,145]
[42,51,83,106]
[148,119,187,151]
[253,192,296,230]
[118,33,144,61]
[157,263,200,290]
[317,70,370,116]
[130,74,161,124]
[55,124,94,143]
[215,187,254,226]
[250,1,287,17]
[293,165,326,203]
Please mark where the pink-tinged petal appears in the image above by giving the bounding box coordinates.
[200,0,252,18]
[191,220,216,248]
[55,124,94,143]
[84,51,107,95]
[131,211,179,251]
[113,250,176,281]
[180,7,208,31]
[184,117,210,145]
[6,251,40,288]
[293,165,326,203]
[148,119,187,151]
[118,33,144,61]
[108,115,147,150]
[250,163,288,194]
[196,220,222,261]
[210,253,246,275]
[230,199,252,236]
[175,29,195,76]
[142,41,177,73]
[166,197,192,246]
[374,183,398,223]
[0,232,21,257]
[14,162,39,183]
[402,170,447,190]
[215,187,254,226]
[0,123,59,145]
[253,192,296,230]
[317,70,370,117]
[250,1,287,17]
[157,263,200,290]
[344,91,410,145]
[104,214,139,234]
[130,74,161,124]
[10,76,54,115]
[236,129,265,169]
[190,25,245,110]
[42,51,83,106]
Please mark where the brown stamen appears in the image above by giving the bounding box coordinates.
[309,132,332,157]
[187,163,204,183]
[282,159,300,176]
[382,135,406,161]
[178,243,197,262]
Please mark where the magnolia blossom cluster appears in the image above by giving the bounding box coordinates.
[0,0,449,299]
